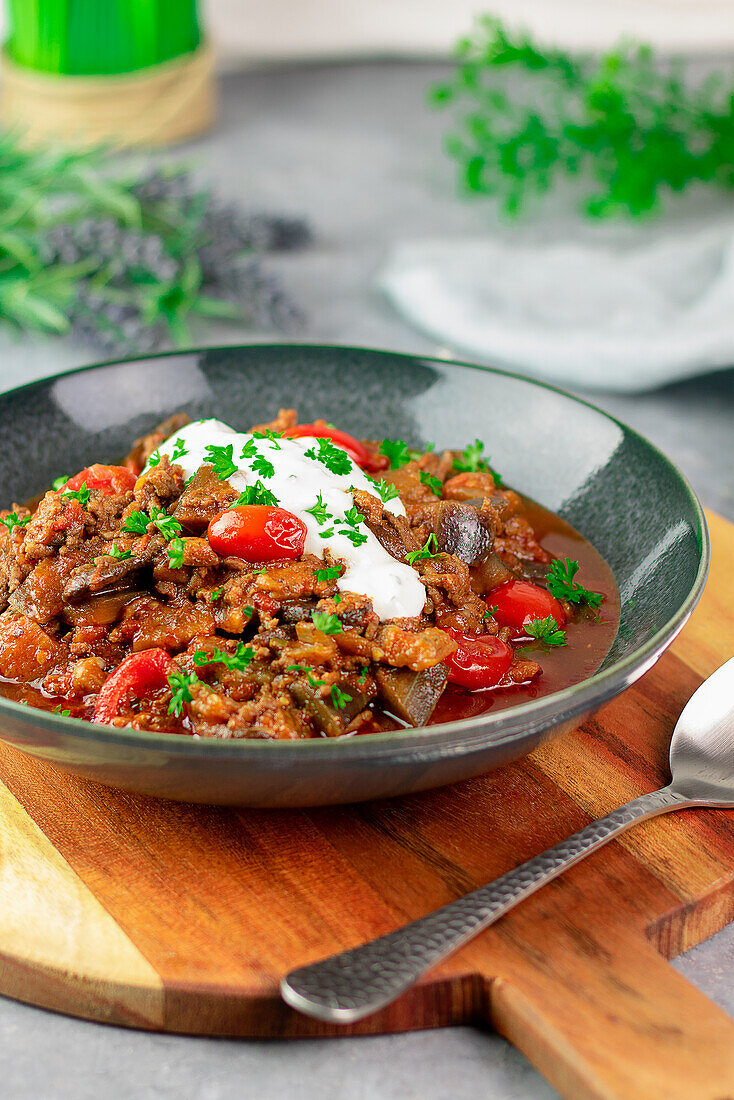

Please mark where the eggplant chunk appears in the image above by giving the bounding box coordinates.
[434,501,494,565]
[471,549,516,595]
[62,548,153,603]
[375,664,448,727]
[289,682,373,737]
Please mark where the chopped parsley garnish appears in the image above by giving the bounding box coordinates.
[51,475,69,491]
[209,587,224,601]
[338,506,368,546]
[166,537,185,569]
[369,478,401,504]
[53,705,71,717]
[204,442,238,481]
[62,482,91,509]
[148,449,161,467]
[252,428,283,449]
[545,559,603,609]
[122,509,149,535]
[240,439,258,460]
[405,532,441,565]
[170,438,188,462]
[378,438,411,469]
[312,610,343,634]
[306,493,332,525]
[333,593,342,604]
[318,527,335,538]
[149,506,182,541]
[250,454,275,479]
[453,439,502,484]
[287,665,327,689]
[357,666,369,685]
[193,642,255,673]
[314,565,342,583]
[483,604,499,619]
[167,669,199,716]
[419,471,443,497]
[230,482,279,507]
[243,605,254,618]
[525,616,567,647]
[331,685,353,710]
[340,528,368,547]
[341,507,364,529]
[107,544,132,560]
[304,437,353,475]
[1,511,29,532]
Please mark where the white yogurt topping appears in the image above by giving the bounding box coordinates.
[152,419,426,620]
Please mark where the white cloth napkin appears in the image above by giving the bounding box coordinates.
[380,229,734,393]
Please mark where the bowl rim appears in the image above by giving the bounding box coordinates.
[0,342,710,760]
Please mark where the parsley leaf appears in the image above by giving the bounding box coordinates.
[51,475,69,491]
[193,642,255,673]
[209,587,224,601]
[341,507,364,529]
[204,443,238,481]
[252,428,283,449]
[240,439,258,460]
[122,509,149,535]
[525,616,567,647]
[312,610,343,634]
[150,506,182,541]
[318,527,335,538]
[357,666,369,684]
[314,565,341,583]
[148,450,161,467]
[405,532,441,565]
[250,454,275,479]
[170,438,188,462]
[167,669,199,716]
[419,471,443,497]
[107,544,132,560]
[166,537,185,568]
[306,493,332,525]
[304,437,353,475]
[340,528,368,547]
[62,482,90,508]
[483,604,499,619]
[53,705,71,717]
[369,478,401,504]
[1,511,29,532]
[545,559,603,609]
[452,439,502,483]
[331,685,353,710]
[230,481,279,507]
[379,438,410,469]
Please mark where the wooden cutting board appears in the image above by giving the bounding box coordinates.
[1,511,733,1100]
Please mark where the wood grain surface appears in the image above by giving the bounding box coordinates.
[0,510,733,1100]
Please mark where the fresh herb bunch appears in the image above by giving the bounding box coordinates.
[0,138,311,355]
[430,17,734,218]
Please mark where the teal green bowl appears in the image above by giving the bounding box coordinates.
[0,345,708,806]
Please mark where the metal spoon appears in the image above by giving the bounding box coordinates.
[282,656,734,1024]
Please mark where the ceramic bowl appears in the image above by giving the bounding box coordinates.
[0,345,708,806]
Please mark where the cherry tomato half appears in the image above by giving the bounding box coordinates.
[281,424,387,472]
[64,464,137,496]
[491,580,566,630]
[93,648,174,724]
[207,505,307,563]
[444,629,514,691]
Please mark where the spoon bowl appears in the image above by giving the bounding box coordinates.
[669,656,734,804]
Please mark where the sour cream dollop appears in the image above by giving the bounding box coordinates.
[152,419,426,620]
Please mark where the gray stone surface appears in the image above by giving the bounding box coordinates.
[0,59,732,1099]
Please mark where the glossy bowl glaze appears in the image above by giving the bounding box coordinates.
[0,345,708,806]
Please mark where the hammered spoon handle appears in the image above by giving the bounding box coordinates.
[281,786,690,1023]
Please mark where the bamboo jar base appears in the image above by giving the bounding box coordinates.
[0,42,216,148]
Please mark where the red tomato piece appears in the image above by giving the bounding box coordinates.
[93,648,174,724]
[281,424,387,472]
[64,464,137,496]
[491,580,566,630]
[444,629,514,691]
[207,505,306,563]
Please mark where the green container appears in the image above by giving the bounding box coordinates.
[4,0,201,76]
